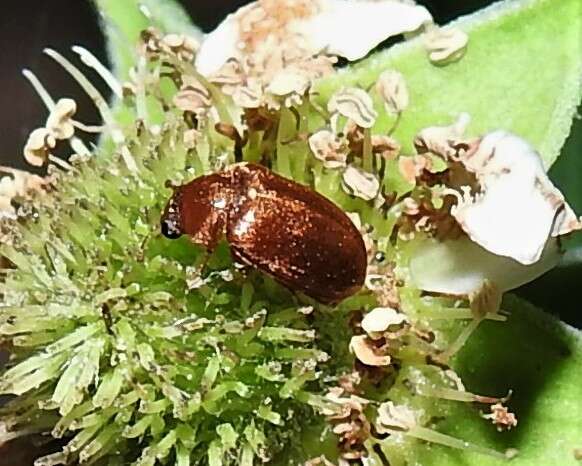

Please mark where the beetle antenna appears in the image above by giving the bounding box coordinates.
[215,122,246,162]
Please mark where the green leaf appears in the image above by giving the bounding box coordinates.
[93,0,201,80]
[414,295,582,466]
[315,0,582,167]
[136,0,202,37]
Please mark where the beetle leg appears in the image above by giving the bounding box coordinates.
[228,244,253,269]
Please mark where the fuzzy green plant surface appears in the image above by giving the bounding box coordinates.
[0,0,581,465]
[96,0,582,462]
[414,296,582,466]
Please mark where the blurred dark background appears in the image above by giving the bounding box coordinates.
[0,0,580,328]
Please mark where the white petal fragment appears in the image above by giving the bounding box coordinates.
[196,0,432,76]
[267,70,310,97]
[409,236,561,295]
[453,131,581,265]
[305,0,432,62]
[195,12,241,76]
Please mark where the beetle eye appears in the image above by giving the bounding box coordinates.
[161,219,183,239]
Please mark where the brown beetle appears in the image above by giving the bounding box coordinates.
[161,163,367,304]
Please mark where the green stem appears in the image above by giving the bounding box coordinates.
[275,107,294,178]
[408,426,515,460]
[363,128,373,172]
[244,131,264,163]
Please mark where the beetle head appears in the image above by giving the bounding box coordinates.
[161,189,184,239]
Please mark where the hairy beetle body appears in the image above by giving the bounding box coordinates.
[161,163,367,304]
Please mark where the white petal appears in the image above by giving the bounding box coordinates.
[453,168,555,265]
[196,0,432,76]
[267,70,310,96]
[195,7,245,75]
[453,131,580,265]
[409,236,560,295]
[302,0,432,61]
